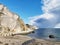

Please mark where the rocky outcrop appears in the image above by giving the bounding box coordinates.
[0,4,36,36]
[26,24,38,30]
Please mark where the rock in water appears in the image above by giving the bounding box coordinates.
[49,35,55,38]
[0,4,36,36]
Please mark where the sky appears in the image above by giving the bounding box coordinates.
[0,0,60,28]
[0,0,43,24]
[29,0,60,28]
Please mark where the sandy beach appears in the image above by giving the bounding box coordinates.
[0,35,60,45]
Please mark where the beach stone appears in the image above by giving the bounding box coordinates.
[22,39,37,45]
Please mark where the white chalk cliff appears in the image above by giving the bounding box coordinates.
[0,4,36,36]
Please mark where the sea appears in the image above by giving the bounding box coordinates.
[28,28,60,41]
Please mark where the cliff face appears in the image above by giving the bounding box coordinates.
[0,4,36,36]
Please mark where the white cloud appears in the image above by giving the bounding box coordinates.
[42,0,60,12]
[29,0,60,28]
[29,13,57,28]
[54,23,60,28]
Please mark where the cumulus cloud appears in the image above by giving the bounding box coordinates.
[29,0,60,28]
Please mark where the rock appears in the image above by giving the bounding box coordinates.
[26,24,38,30]
[49,35,55,38]
[0,4,36,36]
[22,39,37,45]
[22,38,60,45]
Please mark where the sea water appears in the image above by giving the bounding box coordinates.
[28,28,60,41]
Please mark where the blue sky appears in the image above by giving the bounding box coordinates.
[0,0,43,24]
[29,0,60,28]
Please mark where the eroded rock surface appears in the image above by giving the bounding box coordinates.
[0,4,36,36]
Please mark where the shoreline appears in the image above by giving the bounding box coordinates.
[0,35,60,45]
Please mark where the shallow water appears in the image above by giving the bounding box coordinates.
[28,28,60,41]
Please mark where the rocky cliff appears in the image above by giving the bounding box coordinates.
[0,4,36,36]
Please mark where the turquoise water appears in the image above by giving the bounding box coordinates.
[28,28,60,41]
